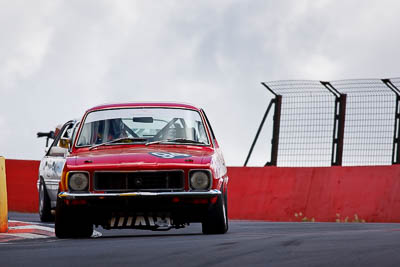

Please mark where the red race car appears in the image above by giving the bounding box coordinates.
[55,102,229,238]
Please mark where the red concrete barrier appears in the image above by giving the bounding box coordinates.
[227,166,400,222]
[4,159,400,223]
[5,159,39,213]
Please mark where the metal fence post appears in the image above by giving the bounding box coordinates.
[267,95,282,166]
[321,81,346,166]
[382,79,400,164]
[334,95,346,166]
[244,99,275,166]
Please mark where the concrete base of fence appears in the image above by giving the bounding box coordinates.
[228,166,400,222]
[5,159,40,213]
[4,159,400,223]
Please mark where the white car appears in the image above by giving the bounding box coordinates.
[37,120,79,221]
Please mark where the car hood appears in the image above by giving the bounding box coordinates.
[68,146,214,168]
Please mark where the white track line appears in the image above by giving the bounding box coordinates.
[8,220,45,225]
[5,233,50,239]
[4,220,102,239]
[9,225,55,232]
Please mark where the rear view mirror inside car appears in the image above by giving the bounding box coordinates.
[133,117,154,123]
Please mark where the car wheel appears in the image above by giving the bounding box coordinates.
[55,197,93,239]
[202,191,228,235]
[39,181,54,222]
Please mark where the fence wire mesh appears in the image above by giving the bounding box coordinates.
[246,77,400,167]
[265,80,336,167]
[331,79,396,166]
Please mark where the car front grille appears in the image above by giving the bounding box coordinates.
[93,171,184,191]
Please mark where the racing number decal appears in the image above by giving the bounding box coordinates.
[149,152,191,159]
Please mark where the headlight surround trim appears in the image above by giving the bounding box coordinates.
[67,171,90,192]
[189,169,212,191]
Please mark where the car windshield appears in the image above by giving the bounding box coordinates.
[76,107,210,147]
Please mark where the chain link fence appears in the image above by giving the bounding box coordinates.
[331,79,396,166]
[245,77,400,167]
[265,81,336,167]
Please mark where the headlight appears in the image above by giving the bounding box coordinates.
[68,172,89,191]
[189,170,211,190]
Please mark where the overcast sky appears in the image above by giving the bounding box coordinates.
[1,0,399,166]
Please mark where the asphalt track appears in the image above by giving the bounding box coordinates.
[1,213,400,267]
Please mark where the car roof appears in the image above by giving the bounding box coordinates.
[87,102,202,112]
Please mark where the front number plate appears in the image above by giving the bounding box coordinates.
[109,215,172,228]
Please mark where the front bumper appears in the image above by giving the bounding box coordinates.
[58,190,221,199]
[57,190,222,227]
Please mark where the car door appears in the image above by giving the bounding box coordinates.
[41,121,76,207]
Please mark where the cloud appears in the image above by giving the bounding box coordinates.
[0,1,56,90]
[0,0,399,165]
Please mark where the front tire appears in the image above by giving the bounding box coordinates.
[55,197,93,238]
[39,181,54,222]
[202,191,228,234]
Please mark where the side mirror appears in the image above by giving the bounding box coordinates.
[59,138,70,149]
[49,146,67,157]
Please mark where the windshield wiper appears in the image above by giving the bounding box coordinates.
[145,138,206,146]
[89,137,148,150]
